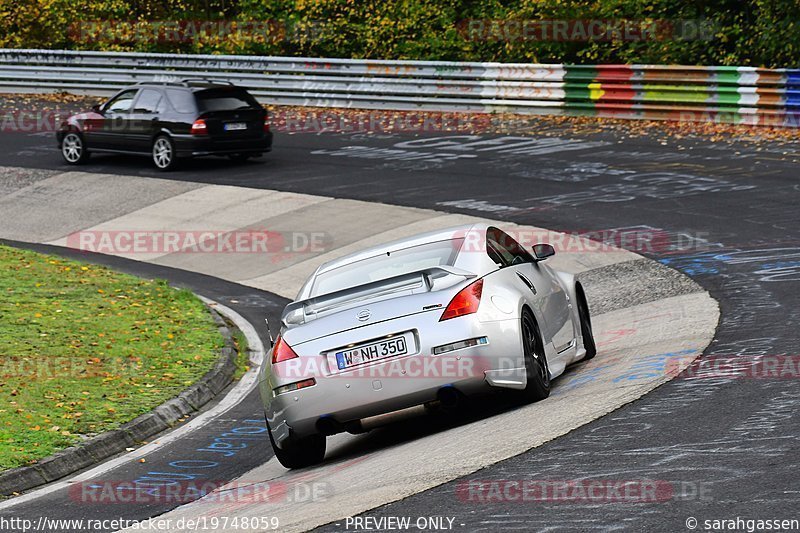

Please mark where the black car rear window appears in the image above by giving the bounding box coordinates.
[165,89,196,113]
[195,88,260,112]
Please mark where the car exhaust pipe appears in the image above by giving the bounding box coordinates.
[437,385,462,410]
[338,388,466,434]
[355,405,428,432]
[316,416,344,436]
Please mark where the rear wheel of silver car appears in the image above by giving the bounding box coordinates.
[577,284,597,360]
[61,132,89,165]
[521,310,550,402]
[267,422,326,469]
[152,135,178,171]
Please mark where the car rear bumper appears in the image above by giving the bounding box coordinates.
[172,132,273,157]
[259,314,526,448]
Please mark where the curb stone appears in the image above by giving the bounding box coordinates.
[0,305,239,497]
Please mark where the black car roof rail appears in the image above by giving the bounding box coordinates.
[134,80,185,87]
[180,78,235,86]
[134,79,235,89]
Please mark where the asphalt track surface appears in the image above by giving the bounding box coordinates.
[1,126,799,531]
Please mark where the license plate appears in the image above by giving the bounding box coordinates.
[224,122,247,131]
[334,334,410,371]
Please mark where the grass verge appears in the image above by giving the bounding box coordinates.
[231,328,251,381]
[0,244,223,470]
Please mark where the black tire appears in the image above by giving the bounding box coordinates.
[152,135,179,171]
[228,153,251,163]
[520,310,551,402]
[60,132,90,165]
[267,422,326,469]
[576,284,597,360]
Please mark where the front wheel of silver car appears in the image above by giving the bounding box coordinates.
[267,423,326,469]
[152,135,178,171]
[61,132,89,165]
[520,310,551,402]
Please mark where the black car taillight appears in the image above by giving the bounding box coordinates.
[190,119,207,135]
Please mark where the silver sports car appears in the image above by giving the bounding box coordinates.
[259,223,596,468]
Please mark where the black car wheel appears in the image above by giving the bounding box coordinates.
[267,421,326,469]
[520,310,551,402]
[228,153,251,163]
[152,135,178,171]
[577,284,597,360]
[61,132,89,165]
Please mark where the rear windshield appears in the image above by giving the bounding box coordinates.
[195,88,260,112]
[311,239,463,297]
[165,89,196,113]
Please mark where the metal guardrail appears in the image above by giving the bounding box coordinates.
[1,49,799,126]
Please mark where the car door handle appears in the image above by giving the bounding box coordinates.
[516,272,537,294]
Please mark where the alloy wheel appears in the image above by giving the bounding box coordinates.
[62,133,83,163]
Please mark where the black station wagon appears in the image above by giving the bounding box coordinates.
[57,79,273,171]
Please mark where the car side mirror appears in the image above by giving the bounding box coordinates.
[532,243,555,261]
[91,104,103,113]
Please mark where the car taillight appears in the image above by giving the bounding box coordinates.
[190,119,207,135]
[263,117,270,133]
[271,335,299,364]
[440,278,483,321]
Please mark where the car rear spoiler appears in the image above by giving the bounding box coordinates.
[281,266,476,326]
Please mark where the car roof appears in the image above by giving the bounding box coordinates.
[132,80,239,91]
[315,223,490,275]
